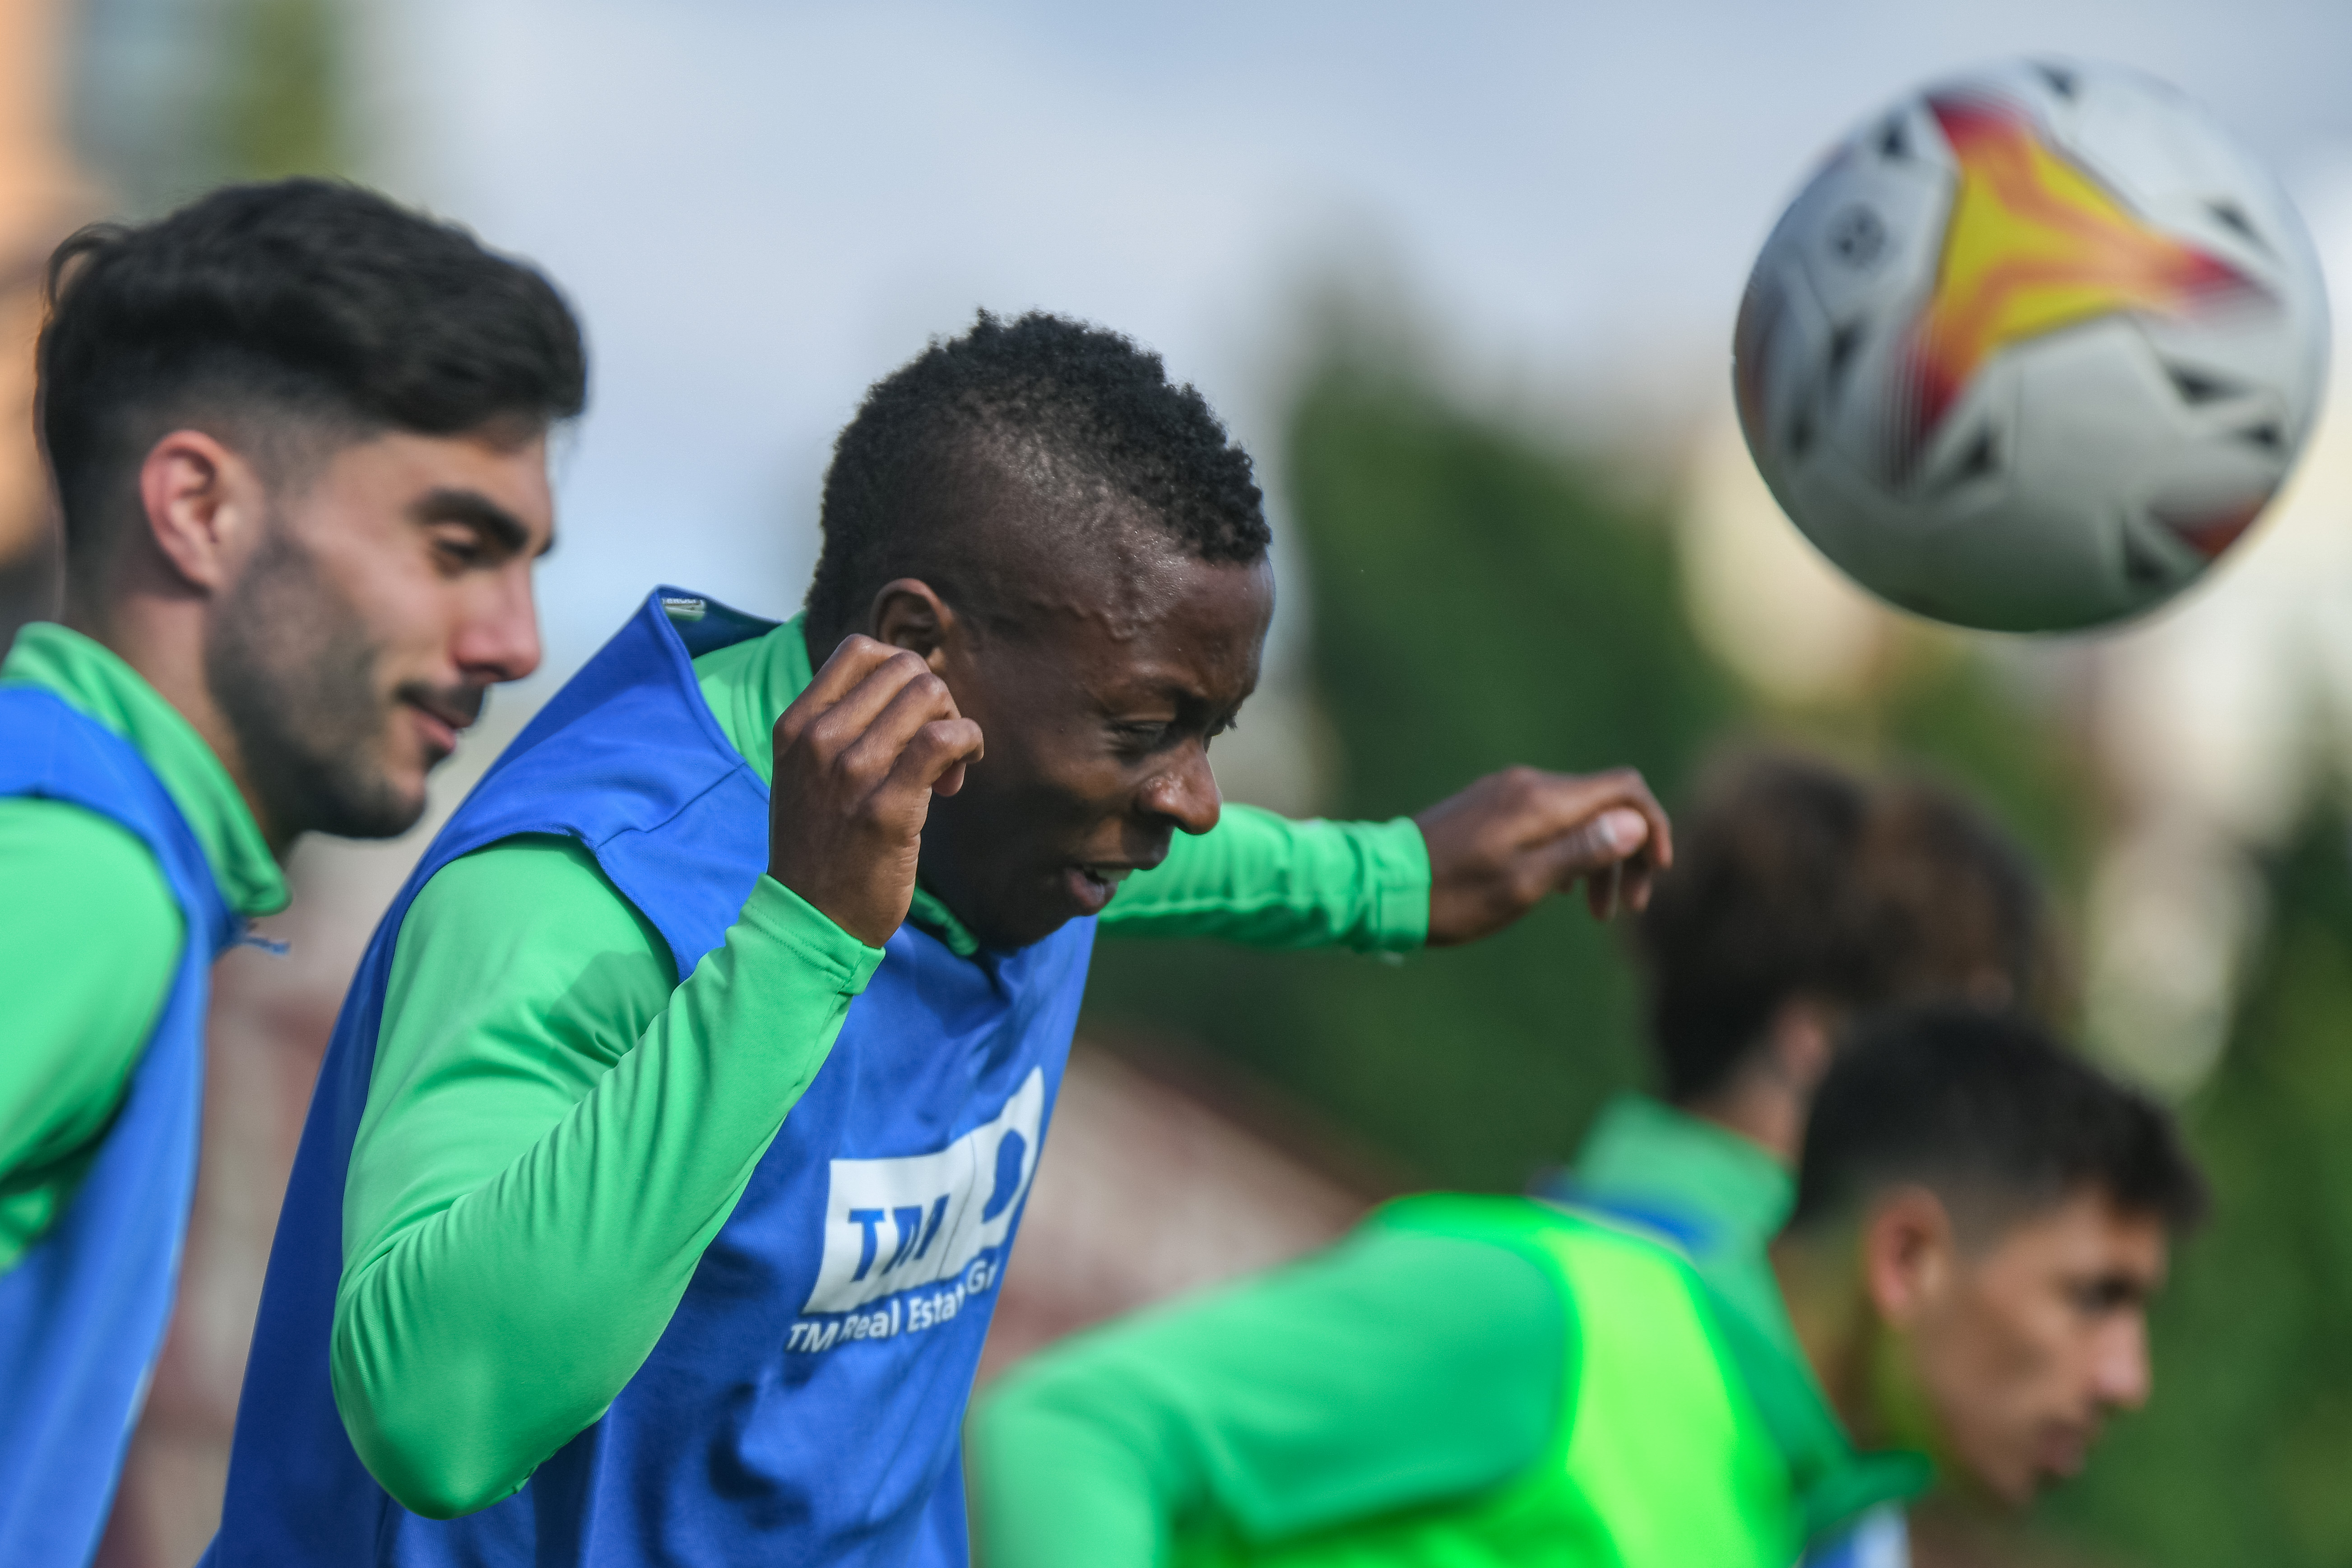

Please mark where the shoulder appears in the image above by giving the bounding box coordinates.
[1331,1209,1568,1343]
[405,833,665,955]
[0,796,181,954]
[386,833,677,1068]
[0,798,184,1061]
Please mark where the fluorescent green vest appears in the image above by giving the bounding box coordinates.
[1178,1195,1804,1568]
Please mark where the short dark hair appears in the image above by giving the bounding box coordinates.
[39,178,587,566]
[1788,1006,2207,1238]
[805,310,1269,642]
[1634,751,2051,1104]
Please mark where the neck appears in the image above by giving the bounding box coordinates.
[1682,1003,1837,1166]
[1684,1066,1806,1166]
[66,565,291,855]
[1772,1234,1886,1449]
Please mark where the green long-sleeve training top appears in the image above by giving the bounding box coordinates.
[0,624,286,1274]
[968,1096,1912,1568]
[968,1224,1568,1568]
[333,617,1435,1517]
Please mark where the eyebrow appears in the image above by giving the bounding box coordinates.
[412,487,549,558]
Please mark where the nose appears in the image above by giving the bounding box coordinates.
[2094,1314,2153,1413]
[1140,742,1221,836]
[455,564,543,685]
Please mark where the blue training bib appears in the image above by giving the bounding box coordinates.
[0,688,239,1567]
[209,589,1092,1567]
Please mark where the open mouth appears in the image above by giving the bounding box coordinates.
[1063,863,1135,915]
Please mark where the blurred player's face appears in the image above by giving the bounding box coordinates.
[206,427,552,842]
[914,540,1273,950]
[1878,1188,2167,1508]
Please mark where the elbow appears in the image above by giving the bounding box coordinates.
[333,1371,525,1520]
[336,1385,533,1519]
[330,1304,533,1519]
[372,1461,514,1523]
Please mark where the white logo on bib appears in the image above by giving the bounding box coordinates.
[799,1067,1044,1318]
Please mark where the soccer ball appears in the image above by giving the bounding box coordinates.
[1733,59,2329,633]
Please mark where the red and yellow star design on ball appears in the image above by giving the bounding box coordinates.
[1893,93,2264,475]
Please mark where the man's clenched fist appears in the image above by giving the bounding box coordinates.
[767,636,986,947]
[1414,766,1672,947]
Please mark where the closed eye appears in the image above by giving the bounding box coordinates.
[413,487,538,572]
[430,524,491,571]
[2072,1275,2149,1315]
[1112,720,1176,753]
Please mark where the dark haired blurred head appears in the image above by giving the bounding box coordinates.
[1631,748,2057,1158]
[39,178,585,843]
[1777,1005,2202,1509]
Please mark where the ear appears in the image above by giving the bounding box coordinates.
[136,428,265,593]
[1860,1185,1959,1329]
[1764,996,1837,1095]
[868,578,958,669]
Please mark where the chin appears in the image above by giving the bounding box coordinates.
[975,907,1078,952]
[313,769,430,841]
[1973,1465,2044,1512]
[956,884,1084,952]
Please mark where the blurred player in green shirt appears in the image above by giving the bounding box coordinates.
[970,750,2060,1568]
[1561,752,2054,1562]
[1565,753,2054,1366]
[970,1006,2204,1567]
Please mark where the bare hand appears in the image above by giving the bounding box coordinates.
[766,636,985,947]
[1413,765,1672,946]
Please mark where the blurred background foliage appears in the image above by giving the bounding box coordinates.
[1086,342,2348,1567]
[72,0,342,215]
[2050,815,2352,1564]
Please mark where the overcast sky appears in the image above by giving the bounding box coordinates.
[349,0,2352,680]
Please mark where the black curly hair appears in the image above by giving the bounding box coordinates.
[40,178,586,568]
[804,311,1269,644]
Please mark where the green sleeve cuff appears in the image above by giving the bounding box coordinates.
[1359,815,1432,951]
[739,874,888,992]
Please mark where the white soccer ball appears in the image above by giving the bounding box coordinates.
[1733,59,2329,633]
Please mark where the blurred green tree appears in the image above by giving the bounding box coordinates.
[69,0,345,214]
[217,0,344,181]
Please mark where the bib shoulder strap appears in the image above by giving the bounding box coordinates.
[0,686,235,951]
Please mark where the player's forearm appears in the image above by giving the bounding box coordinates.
[330,877,879,1518]
[1098,803,1430,952]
